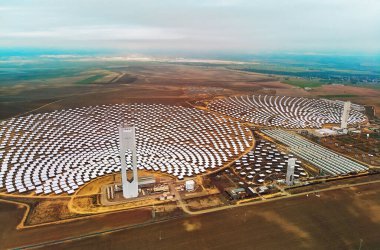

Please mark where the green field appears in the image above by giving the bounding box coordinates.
[76,74,105,84]
[317,94,358,99]
[281,77,324,88]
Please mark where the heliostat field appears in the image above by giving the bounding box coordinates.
[0,103,252,195]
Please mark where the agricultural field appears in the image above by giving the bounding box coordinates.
[280,77,324,88]
[1,57,380,120]
[309,134,380,166]
[2,180,380,249]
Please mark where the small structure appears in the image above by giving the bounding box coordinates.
[138,176,156,187]
[247,187,258,196]
[106,185,115,200]
[185,179,195,191]
[225,187,247,200]
[257,186,269,194]
[313,128,337,137]
[286,158,296,186]
[153,184,169,193]
[113,175,156,191]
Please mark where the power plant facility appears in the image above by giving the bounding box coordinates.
[1,15,379,247]
[286,158,296,186]
[119,125,139,198]
[0,92,376,249]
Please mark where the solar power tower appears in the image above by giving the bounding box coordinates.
[340,101,351,130]
[119,125,139,198]
[286,158,296,186]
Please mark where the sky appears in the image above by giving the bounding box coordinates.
[0,0,380,55]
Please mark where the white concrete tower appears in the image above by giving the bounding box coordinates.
[340,101,351,130]
[119,125,139,198]
[286,158,296,186]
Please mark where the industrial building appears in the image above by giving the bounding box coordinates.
[286,158,296,186]
[119,125,138,198]
[225,187,248,200]
[262,129,368,176]
[185,179,195,191]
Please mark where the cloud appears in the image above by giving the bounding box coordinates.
[1,25,184,41]
[0,6,15,11]
[39,54,85,58]
[198,0,243,7]
[0,0,379,53]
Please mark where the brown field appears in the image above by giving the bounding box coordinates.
[0,202,153,249]
[1,63,379,120]
[185,194,226,211]
[310,85,380,113]
[0,182,379,249]
[309,134,380,166]
[0,64,277,119]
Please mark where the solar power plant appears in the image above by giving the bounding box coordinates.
[0,103,252,195]
[233,139,307,184]
[262,129,368,176]
[208,95,367,128]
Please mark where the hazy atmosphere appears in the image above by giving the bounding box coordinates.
[1,0,380,54]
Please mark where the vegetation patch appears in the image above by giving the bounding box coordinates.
[26,198,78,225]
[76,74,105,84]
[318,94,358,99]
[281,77,324,88]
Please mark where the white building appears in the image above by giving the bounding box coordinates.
[185,179,195,191]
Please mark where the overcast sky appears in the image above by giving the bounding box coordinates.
[1,0,379,55]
